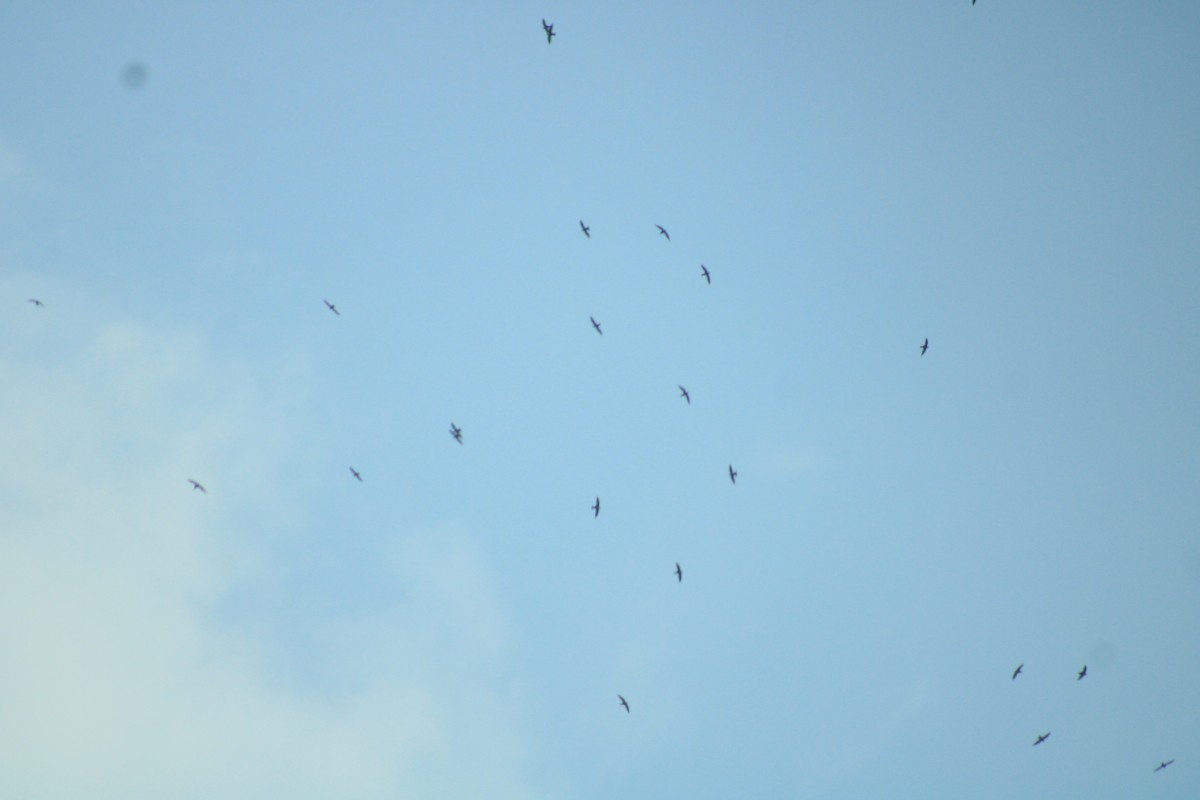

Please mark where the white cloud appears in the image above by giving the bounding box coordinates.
[0,294,543,799]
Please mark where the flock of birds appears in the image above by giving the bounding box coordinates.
[134,194,733,720]
[1006,661,1175,771]
[543,16,1180,774]
[317,209,736,718]
[20,11,1180,784]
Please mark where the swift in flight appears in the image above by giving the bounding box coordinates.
[450,422,463,444]
[729,464,737,484]
[920,338,928,356]
[324,300,340,316]
[188,479,207,493]
[1033,732,1050,746]
[592,497,600,518]
[590,316,603,335]
[679,385,690,404]
[28,298,44,307]
[675,563,682,582]
[618,695,629,713]
[700,265,710,284]
[1012,663,1024,680]
[350,467,362,482]
[1077,665,1087,680]
[580,220,590,238]
[542,18,555,44]
[656,225,670,241]
[1154,760,1174,772]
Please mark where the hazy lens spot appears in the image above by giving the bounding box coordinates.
[122,62,148,89]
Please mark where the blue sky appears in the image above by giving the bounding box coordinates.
[1,2,1197,798]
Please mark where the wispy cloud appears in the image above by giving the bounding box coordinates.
[0,296,543,799]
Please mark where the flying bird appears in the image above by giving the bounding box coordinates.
[1154,760,1175,772]
[1012,663,1024,680]
[729,464,737,484]
[675,563,682,582]
[324,300,340,316]
[350,467,362,482]
[188,479,206,493]
[1033,732,1050,746]
[27,298,44,307]
[920,338,928,356]
[700,265,710,284]
[580,220,590,238]
[656,225,670,241]
[450,422,463,444]
[542,18,555,44]
[1077,665,1087,680]
[592,497,600,518]
[679,385,690,404]
[618,695,629,713]
[590,316,603,335]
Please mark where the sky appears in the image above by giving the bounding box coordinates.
[1,2,1198,798]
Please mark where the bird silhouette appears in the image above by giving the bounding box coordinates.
[1033,732,1050,746]
[188,479,206,493]
[729,464,737,484]
[1154,760,1174,772]
[350,467,362,482]
[542,18,555,43]
[675,563,683,582]
[450,423,463,444]
[618,695,629,713]
[590,316,603,335]
[1012,663,1024,680]
[27,298,44,307]
[656,224,670,241]
[679,385,690,404]
[324,300,340,316]
[592,497,600,518]
[700,265,710,284]
[920,338,928,356]
[580,220,590,238]
[1077,665,1087,680]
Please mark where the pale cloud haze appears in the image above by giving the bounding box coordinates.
[0,294,542,799]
